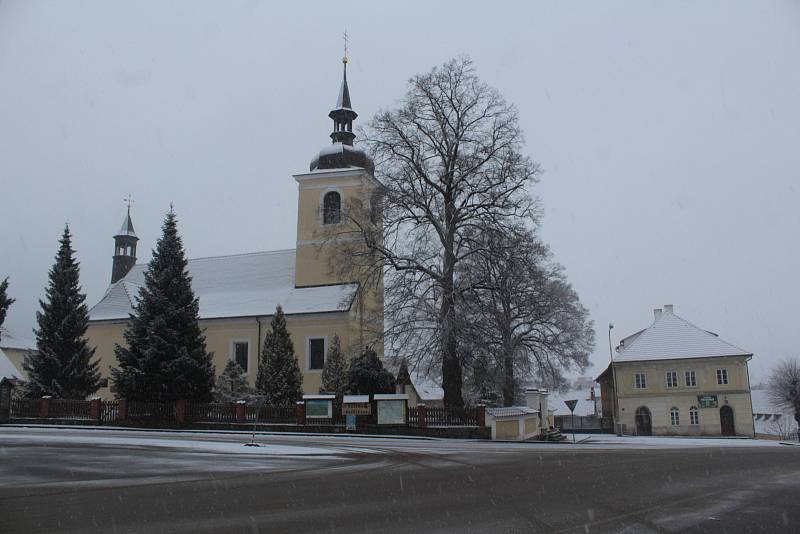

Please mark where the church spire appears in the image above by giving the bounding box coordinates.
[111,197,139,284]
[328,34,358,146]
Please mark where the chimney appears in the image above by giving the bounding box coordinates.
[663,304,674,313]
[654,308,663,321]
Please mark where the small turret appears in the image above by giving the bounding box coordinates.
[111,204,139,284]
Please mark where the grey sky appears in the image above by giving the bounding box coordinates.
[1,1,798,382]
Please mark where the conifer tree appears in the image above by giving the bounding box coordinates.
[111,208,215,402]
[0,277,16,343]
[23,225,101,399]
[346,347,396,396]
[215,360,253,403]
[255,305,303,404]
[320,334,347,396]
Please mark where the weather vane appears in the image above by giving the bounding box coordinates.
[343,29,349,64]
[124,194,134,211]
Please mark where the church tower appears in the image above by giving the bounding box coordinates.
[111,205,139,284]
[293,53,378,288]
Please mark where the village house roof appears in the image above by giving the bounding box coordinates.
[0,327,37,351]
[88,249,357,322]
[613,306,751,363]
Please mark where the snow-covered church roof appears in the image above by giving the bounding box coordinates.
[0,347,21,380]
[0,327,36,351]
[89,249,357,322]
[614,306,751,363]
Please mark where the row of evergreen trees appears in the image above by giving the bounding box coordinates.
[20,209,394,403]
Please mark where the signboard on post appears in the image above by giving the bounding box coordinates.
[697,395,718,409]
[374,394,408,425]
[565,399,578,443]
[303,394,335,419]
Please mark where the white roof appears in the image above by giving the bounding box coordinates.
[411,371,444,402]
[0,327,36,351]
[614,309,750,363]
[89,249,357,322]
[487,406,539,419]
[0,347,21,380]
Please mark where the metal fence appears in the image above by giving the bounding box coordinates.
[49,399,92,420]
[407,406,479,427]
[554,415,614,433]
[10,398,39,418]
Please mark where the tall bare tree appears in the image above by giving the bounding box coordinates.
[460,226,594,406]
[768,357,800,441]
[336,57,540,409]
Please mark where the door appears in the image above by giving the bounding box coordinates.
[720,405,735,436]
[635,406,652,436]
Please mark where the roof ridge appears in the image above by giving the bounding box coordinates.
[187,248,296,263]
[667,311,750,355]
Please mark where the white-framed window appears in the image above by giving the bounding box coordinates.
[307,337,326,371]
[670,407,680,426]
[666,370,678,388]
[230,339,250,374]
[634,373,647,389]
[689,406,699,425]
[685,370,697,387]
[716,368,728,385]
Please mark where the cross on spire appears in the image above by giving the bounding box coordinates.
[123,194,135,213]
[343,29,350,64]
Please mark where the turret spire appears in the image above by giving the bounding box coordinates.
[111,197,139,284]
[329,34,358,146]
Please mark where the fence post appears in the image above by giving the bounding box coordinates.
[175,399,186,424]
[476,404,486,427]
[118,399,128,421]
[39,396,51,419]
[417,404,427,429]
[90,398,102,422]
[235,400,246,423]
[296,401,306,426]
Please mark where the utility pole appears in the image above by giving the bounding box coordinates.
[609,323,621,436]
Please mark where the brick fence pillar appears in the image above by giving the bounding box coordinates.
[118,399,128,421]
[296,401,306,426]
[476,404,487,427]
[235,401,246,423]
[417,404,427,429]
[90,398,102,422]
[39,396,51,419]
[175,399,186,424]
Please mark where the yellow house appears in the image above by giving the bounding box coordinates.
[597,305,755,437]
[86,58,383,399]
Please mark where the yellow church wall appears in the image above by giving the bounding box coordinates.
[86,311,355,400]
[3,347,31,379]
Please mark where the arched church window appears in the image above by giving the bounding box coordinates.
[323,191,341,225]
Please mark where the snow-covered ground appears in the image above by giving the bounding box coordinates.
[570,433,787,448]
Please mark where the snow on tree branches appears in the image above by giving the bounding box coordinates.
[255,305,303,405]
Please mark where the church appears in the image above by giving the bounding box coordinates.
[86,56,384,400]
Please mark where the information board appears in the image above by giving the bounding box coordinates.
[342,403,371,416]
[305,399,332,418]
[377,399,406,425]
[697,395,718,408]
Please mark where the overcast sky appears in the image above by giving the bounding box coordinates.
[1,1,798,383]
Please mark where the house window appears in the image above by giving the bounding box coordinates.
[232,341,249,373]
[308,338,326,370]
[690,406,699,425]
[634,373,647,389]
[322,191,341,225]
[685,370,697,387]
[670,407,680,426]
[716,368,728,385]
[666,370,678,388]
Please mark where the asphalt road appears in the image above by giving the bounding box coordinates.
[2,427,799,533]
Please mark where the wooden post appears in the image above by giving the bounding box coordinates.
[175,399,186,424]
[235,401,246,423]
[39,396,51,419]
[476,404,486,427]
[417,404,427,429]
[118,399,128,421]
[296,401,306,426]
[90,398,102,422]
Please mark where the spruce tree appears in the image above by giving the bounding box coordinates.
[346,347,396,396]
[320,334,347,396]
[111,208,215,402]
[215,360,253,403]
[0,277,16,343]
[255,305,303,405]
[23,225,101,399]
